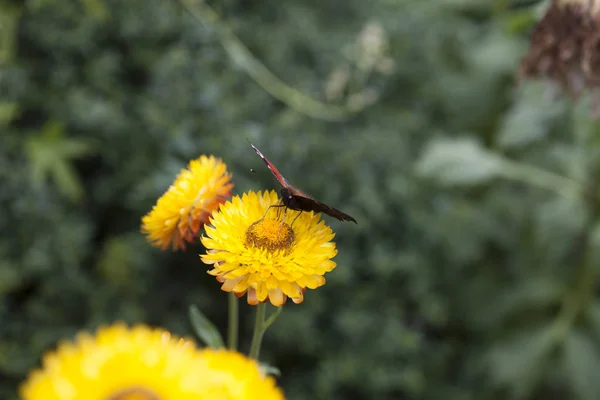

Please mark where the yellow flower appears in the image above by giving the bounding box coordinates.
[141,155,234,251]
[20,323,285,400]
[200,190,338,306]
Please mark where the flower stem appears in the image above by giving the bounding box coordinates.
[249,302,267,360]
[264,306,283,330]
[227,293,239,350]
[498,159,584,200]
[178,0,372,121]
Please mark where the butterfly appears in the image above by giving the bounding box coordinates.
[249,142,357,223]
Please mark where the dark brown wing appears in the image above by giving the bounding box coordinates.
[249,142,292,188]
[289,194,357,223]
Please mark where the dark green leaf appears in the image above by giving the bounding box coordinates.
[563,329,600,400]
[188,305,224,349]
[584,302,600,341]
[0,103,17,126]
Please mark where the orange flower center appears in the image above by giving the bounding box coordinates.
[245,218,295,252]
[106,386,161,400]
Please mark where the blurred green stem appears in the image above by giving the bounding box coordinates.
[515,183,599,399]
[264,306,283,330]
[249,303,267,360]
[248,304,283,360]
[178,0,369,121]
[498,159,584,200]
[552,226,598,342]
[546,179,600,378]
[228,293,239,350]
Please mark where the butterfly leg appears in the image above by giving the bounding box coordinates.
[276,207,289,237]
[261,204,287,220]
[290,210,302,229]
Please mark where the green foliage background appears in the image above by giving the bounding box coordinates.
[2,0,600,399]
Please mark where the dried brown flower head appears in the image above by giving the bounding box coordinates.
[519,0,600,114]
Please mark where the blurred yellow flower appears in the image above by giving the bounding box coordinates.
[20,323,285,400]
[142,155,233,251]
[201,190,338,306]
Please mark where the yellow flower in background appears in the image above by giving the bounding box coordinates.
[201,190,338,306]
[142,155,233,251]
[20,323,285,400]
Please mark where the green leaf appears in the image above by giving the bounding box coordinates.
[501,8,539,34]
[260,362,281,377]
[487,325,556,398]
[584,302,600,339]
[563,329,600,400]
[0,261,21,296]
[0,5,21,63]
[497,82,564,149]
[0,103,17,126]
[536,197,587,260]
[81,0,109,20]
[51,158,84,203]
[473,279,563,329]
[416,137,502,186]
[97,237,133,287]
[188,305,225,349]
[467,29,523,76]
[25,121,94,203]
[439,0,491,11]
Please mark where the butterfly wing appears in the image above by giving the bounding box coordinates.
[250,142,357,223]
[249,143,291,187]
[289,194,357,223]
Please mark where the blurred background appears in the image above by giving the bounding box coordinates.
[3,0,600,399]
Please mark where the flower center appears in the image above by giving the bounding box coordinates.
[106,386,161,400]
[245,218,295,252]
